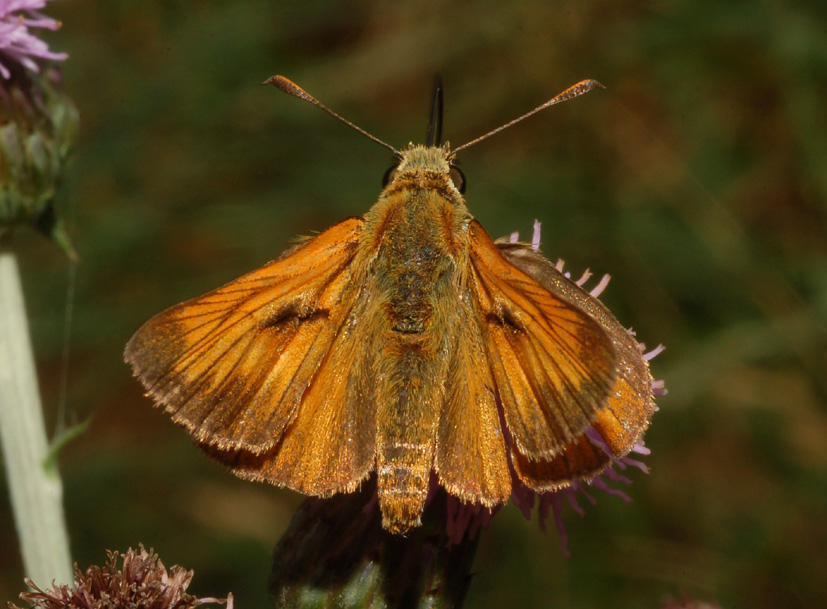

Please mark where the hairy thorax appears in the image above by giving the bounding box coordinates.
[364,163,470,337]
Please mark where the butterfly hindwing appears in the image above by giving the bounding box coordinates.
[436,291,511,507]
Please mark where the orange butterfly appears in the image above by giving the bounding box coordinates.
[125,76,656,534]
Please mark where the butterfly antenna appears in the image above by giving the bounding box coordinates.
[452,79,605,154]
[266,75,399,154]
[426,75,444,147]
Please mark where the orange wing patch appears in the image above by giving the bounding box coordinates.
[511,433,610,491]
[125,217,366,456]
[197,289,382,496]
[467,221,617,463]
[497,241,655,463]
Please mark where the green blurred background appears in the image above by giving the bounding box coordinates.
[3,0,826,607]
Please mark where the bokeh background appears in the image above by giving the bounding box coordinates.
[3,1,826,607]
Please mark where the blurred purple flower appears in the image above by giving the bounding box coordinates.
[0,0,67,78]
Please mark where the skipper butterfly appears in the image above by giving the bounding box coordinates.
[125,76,655,534]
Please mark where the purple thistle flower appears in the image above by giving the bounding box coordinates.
[0,0,67,79]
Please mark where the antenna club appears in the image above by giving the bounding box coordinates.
[561,79,606,99]
[266,74,399,154]
[452,78,605,154]
[263,75,313,102]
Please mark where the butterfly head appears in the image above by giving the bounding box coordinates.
[381,144,466,195]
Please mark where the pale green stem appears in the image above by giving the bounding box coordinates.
[0,249,73,586]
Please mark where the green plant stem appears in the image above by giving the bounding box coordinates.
[0,249,73,586]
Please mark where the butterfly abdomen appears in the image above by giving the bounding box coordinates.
[375,336,448,533]
[366,171,467,532]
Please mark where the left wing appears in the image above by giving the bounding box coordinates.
[125,217,368,458]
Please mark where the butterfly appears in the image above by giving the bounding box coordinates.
[125,76,656,534]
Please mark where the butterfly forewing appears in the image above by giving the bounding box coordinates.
[497,242,656,461]
[125,217,365,455]
[467,221,617,460]
[197,285,382,496]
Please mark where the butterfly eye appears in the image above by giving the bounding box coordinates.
[449,165,466,193]
[382,165,398,187]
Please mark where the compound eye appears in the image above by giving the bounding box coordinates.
[449,165,466,193]
[382,164,398,187]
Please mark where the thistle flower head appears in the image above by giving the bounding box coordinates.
[0,0,67,78]
[9,546,232,609]
[0,1,76,257]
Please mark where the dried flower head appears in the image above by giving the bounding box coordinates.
[9,546,232,609]
[0,0,67,78]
